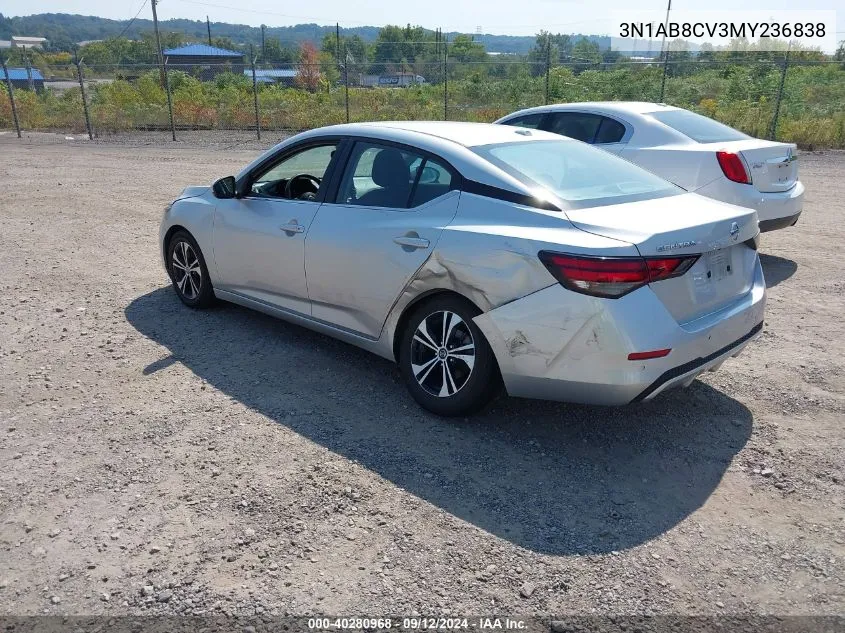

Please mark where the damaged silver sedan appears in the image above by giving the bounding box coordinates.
[160,121,766,416]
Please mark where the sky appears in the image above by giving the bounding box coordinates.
[4,0,843,41]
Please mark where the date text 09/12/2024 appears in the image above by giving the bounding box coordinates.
[307,618,528,630]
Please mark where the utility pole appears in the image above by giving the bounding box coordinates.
[658,0,672,102]
[261,24,267,61]
[336,23,340,63]
[206,16,212,46]
[23,46,34,91]
[151,0,166,87]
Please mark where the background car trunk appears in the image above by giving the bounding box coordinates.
[704,140,799,193]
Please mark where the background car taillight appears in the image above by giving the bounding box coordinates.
[716,151,751,184]
[539,252,699,298]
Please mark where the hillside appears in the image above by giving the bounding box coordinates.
[0,12,609,55]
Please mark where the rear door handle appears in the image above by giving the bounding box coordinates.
[280,221,305,235]
[393,236,430,249]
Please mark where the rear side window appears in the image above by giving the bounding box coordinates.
[594,117,626,144]
[544,113,601,143]
[336,142,452,209]
[501,113,545,129]
[649,109,749,143]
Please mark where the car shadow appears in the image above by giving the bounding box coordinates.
[760,253,798,288]
[125,287,753,556]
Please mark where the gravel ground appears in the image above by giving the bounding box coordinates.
[0,133,843,618]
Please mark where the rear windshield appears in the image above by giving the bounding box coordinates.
[650,109,749,143]
[474,139,680,209]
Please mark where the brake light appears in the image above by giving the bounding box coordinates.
[716,151,750,184]
[539,252,699,298]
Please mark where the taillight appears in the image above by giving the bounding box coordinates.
[716,151,750,184]
[539,252,699,298]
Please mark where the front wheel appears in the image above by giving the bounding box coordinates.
[399,296,500,416]
[167,230,214,308]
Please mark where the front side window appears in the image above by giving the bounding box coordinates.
[474,139,680,209]
[337,143,453,209]
[250,143,337,200]
[649,109,749,143]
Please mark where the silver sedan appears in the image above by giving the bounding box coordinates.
[160,121,766,416]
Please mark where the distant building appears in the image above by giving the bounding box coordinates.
[11,36,48,49]
[0,67,45,91]
[359,72,427,88]
[162,44,245,80]
[244,68,299,87]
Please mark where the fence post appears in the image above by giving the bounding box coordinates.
[250,44,261,140]
[769,47,790,141]
[75,57,94,141]
[343,43,350,123]
[23,46,34,92]
[164,60,176,141]
[443,36,448,121]
[0,53,22,138]
[659,49,669,102]
[544,34,551,105]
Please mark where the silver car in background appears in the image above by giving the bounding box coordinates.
[496,102,804,232]
[160,122,765,416]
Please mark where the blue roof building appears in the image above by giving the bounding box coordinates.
[163,44,244,58]
[163,44,245,80]
[1,67,45,90]
[244,69,299,86]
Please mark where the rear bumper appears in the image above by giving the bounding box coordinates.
[473,257,766,406]
[759,209,802,232]
[696,179,804,228]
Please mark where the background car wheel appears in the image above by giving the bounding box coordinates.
[399,295,500,416]
[167,230,214,308]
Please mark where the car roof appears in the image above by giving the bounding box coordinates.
[300,121,564,148]
[499,101,682,119]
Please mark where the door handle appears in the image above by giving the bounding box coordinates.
[393,236,430,250]
[280,221,305,235]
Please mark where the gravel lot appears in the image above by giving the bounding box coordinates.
[1,132,843,618]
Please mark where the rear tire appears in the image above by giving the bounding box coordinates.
[167,230,215,309]
[399,295,500,416]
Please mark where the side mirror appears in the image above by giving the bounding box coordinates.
[212,176,237,199]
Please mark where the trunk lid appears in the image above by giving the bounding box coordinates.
[566,192,760,323]
[705,139,798,193]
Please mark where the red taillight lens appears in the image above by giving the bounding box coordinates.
[539,252,699,298]
[716,151,750,184]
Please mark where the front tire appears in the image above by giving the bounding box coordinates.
[399,295,500,416]
[167,230,214,308]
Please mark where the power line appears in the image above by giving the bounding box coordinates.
[115,0,150,40]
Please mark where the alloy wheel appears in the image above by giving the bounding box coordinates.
[171,240,202,300]
[410,310,476,398]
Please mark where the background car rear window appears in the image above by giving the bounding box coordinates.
[544,113,601,143]
[594,117,626,144]
[501,113,545,129]
[649,109,749,143]
[474,140,679,209]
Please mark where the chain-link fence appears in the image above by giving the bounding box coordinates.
[2,55,844,147]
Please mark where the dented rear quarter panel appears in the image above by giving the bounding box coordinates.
[378,190,640,362]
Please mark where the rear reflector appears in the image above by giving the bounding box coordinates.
[716,151,751,184]
[628,349,671,361]
[539,252,699,299]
